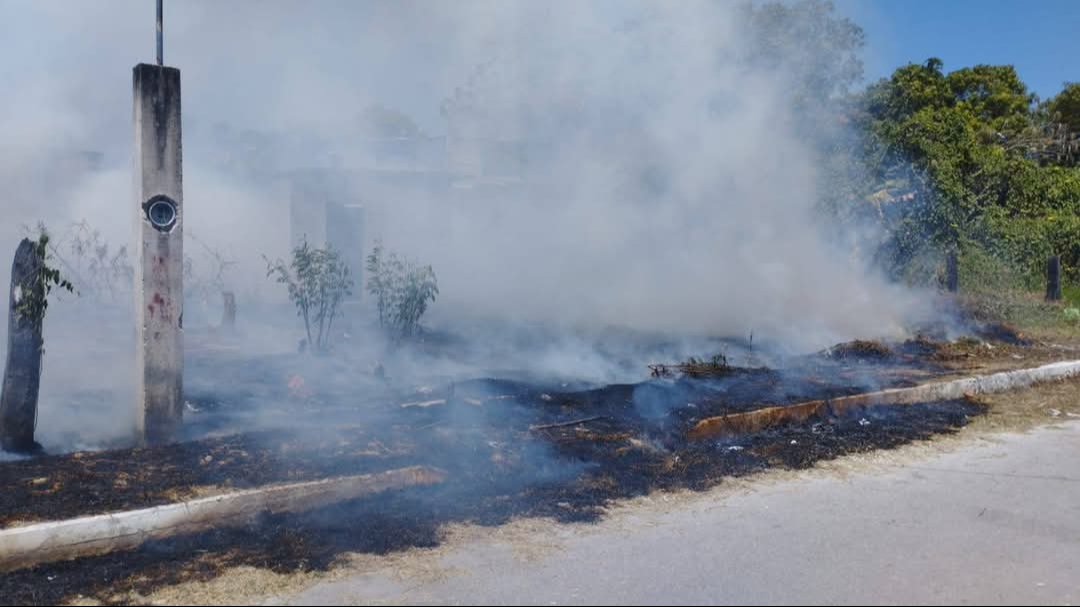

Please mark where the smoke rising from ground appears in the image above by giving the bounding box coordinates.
[0,1,936,451]
[1,0,925,345]
[384,1,930,349]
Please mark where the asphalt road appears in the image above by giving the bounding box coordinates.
[277,422,1080,606]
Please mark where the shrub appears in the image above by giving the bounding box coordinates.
[365,242,438,340]
[265,239,354,352]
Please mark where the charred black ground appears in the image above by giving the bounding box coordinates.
[1,398,983,605]
[0,341,953,528]
[0,333,997,605]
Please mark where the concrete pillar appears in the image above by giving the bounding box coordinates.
[133,63,184,444]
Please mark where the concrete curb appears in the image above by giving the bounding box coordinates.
[0,465,446,572]
[689,360,1080,440]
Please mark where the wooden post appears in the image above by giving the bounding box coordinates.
[945,250,959,293]
[1046,255,1062,302]
[0,239,44,454]
[221,291,236,329]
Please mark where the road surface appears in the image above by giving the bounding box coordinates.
[276,422,1080,606]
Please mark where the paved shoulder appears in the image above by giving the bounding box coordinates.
[283,423,1080,606]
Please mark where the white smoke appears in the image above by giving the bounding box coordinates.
[0,0,936,451]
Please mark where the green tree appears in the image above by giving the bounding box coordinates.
[946,64,1034,133]
[1047,82,1080,132]
[855,59,1080,284]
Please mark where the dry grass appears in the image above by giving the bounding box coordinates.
[926,334,1080,376]
[649,354,738,378]
[820,339,893,361]
[958,289,1080,342]
[105,566,320,606]
[967,375,1080,433]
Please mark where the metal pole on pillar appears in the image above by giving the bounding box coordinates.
[134,0,183,444]
[156,0,163,66]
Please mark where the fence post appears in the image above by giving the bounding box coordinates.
[1046,255,1062,302]
[946,250,959,293]
[221,291,236,330]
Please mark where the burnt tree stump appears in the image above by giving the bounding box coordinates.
[1046,255,1062,302]
[0,239,44,454]
[945,250,959,293]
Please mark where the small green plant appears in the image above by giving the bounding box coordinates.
[15,227,75,336]
[265,239,354,353]
[365,242,439,340]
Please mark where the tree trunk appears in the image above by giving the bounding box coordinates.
[0,239,44,454]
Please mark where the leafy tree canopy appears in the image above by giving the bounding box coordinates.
[1047,82,1080,133]
[847,57,1080,283]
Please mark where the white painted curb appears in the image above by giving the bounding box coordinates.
[838,359,1080,404]
[0,465,445,572]
[689,360,1080,439]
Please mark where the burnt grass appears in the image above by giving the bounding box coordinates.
[1,351,984,605]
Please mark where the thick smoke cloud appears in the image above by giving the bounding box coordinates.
[375,1,930,348]
[0,1,932,451]
[1,1,924,344]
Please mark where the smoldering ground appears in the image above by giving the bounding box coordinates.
[0,350,987,605]
[0,0,970,457]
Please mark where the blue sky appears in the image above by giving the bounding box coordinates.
[838,0,1080,100]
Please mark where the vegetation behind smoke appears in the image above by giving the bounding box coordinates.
[49,221,132,304]
[734,2,1080,331]
[837,60,1080,290]
[692,3,1080,312]
[3,0,1079,349]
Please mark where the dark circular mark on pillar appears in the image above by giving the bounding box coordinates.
[143,195,178,233]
